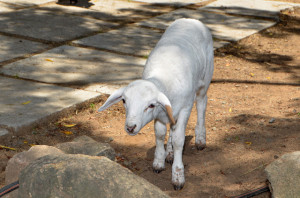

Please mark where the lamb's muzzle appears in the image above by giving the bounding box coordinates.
[98,18,214,190]
[126,124,136,133]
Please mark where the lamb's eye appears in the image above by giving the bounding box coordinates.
[122,99,125,104]
[148,104,155,108]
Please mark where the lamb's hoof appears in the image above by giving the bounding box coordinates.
[165,157,173,164]
[195,143,206,150]
[173,184,184,191]
[165,153,174,164]
[153,168,164,174]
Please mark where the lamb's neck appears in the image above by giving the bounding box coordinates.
[145,77,167,96]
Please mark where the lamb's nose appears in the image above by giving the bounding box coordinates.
[127,124,136,133]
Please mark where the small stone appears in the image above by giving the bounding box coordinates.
[269,118,276,123]
[266,138,273,143]
[0,128,9,136]
[105,137,114,143]
[212,127,217,131]
[123,160,132,166]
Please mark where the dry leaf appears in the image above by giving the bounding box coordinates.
[45,58,54,62]
[63,124,76,128]
[61,131,73,135]
[245,141,252,145]
[22,100,31,105]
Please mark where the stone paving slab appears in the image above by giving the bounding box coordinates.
[41,0,175,23]
[0,2,22,12]
[0,45,146,85]
[0,0,292,136]
[74,26,163,57]
[0,0,55,7]
[84,83,123,95]
[0,76,100,132]
[137,8,276,41]
[213,40,230,49]
[75,25,229,54]
[132,0,207,5]
[200,0,299,20]
[0,8,117,42]
[0,35,49,63]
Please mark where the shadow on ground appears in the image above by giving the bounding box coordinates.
[0,4,299,196]
[1,3,299,85]
[1,89,299,197]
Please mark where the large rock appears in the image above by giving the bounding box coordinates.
[4,145,64,198]
[72,135,96,143]
[5,145,63,185]
[54,135,116,161]
[265,151,300,198]
[18,154,170,198]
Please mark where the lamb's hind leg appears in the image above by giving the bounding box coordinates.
[195,91,208,150]
[165,128,174,164]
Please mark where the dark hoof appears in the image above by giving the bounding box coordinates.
[196,145,206,150]
[153,168,163,174]
[173,184,184,191]
[196,143,206,150]
[166,153,174,164]
[165,157,173,164]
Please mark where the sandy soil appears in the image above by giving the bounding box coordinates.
[1,7,299,198]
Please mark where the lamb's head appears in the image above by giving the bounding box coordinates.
[98,80,175,136]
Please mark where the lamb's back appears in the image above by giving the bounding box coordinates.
[143,19,213,93]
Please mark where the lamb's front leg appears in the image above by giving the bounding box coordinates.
[153,120,167,173]
[172,108,191,190]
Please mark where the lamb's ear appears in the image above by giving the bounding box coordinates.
[157,92,176,125]
[98,87,126,112]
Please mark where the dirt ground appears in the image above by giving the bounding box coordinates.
[1,8,299,198]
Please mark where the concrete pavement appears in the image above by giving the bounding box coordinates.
[0,0,298,136]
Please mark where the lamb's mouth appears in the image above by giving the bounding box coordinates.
[126,131,139,136]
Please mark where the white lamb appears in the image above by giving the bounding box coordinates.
[98,18,214,190]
